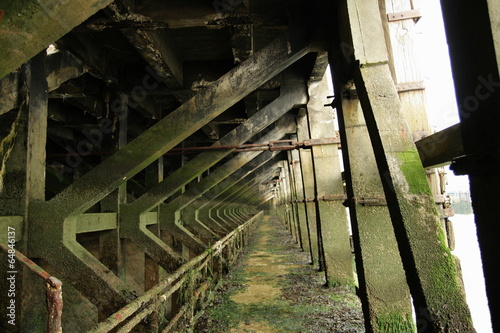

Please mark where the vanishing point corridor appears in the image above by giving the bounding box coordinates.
[196,214,364,333]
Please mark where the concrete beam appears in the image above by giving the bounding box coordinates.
[173,150,284,247]
[45,50,89,92]
[125,75,306,215]
[159,117,295,253]
[106,1,184,88]
[23,34,309,315]
[118,78,304,268]
[415,124,463,168]
[57,32,119,83]
[208,163,281,226]
[0,0,115,80]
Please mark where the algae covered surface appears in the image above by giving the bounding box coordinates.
[195,215,365,333]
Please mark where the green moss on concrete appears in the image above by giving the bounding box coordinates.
[395,189,475,331]
[376,312,415,333]
[326,277,356,292]
[426,239,475,331]
[396,149,433,196]
[0,110,21,193]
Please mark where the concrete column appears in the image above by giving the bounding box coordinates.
[296,113,320,266]
[336,76,415,331]
[144,159,163,292]
[307,73,354,288]
[337,0,475,329]
[284,153,301,243]
[0,51,49,332]
[288,135,310,251]
[279,161,294,236]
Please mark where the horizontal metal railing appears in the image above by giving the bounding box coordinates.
[0,243,63,333]
[88,211,262,333]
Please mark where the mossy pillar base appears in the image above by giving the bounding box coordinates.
[352,63,475,332]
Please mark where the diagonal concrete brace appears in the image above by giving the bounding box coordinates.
[207,161,282,229]
[172,150,283,242]
[119,80,305,266]
[159,117,297,252]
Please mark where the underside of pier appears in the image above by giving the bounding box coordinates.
[0,0,499,332]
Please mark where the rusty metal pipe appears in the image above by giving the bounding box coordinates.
[0,244,63,333]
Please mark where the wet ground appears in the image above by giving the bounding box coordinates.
[195,214,365,333]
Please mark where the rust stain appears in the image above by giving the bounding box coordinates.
[0,10,4,23]
[114,313,123,321]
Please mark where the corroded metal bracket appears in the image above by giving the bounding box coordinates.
[351,197,387,206]
[316,195,347,202]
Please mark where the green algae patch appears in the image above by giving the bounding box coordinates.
[207,298,331,332]
[376,312,415,333]
[396,149,433,196]
[0,110,22,193]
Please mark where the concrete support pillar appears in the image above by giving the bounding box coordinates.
[307,72,354,287]
[144,159,163,291]
[335,0,475,330]
[279,160,294,236]
[336,77,414,331]
[289,135,310,251]
[284,154,301,243]
[0,51,48,332]
[99,93,128,318]
[296,113,319,266]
